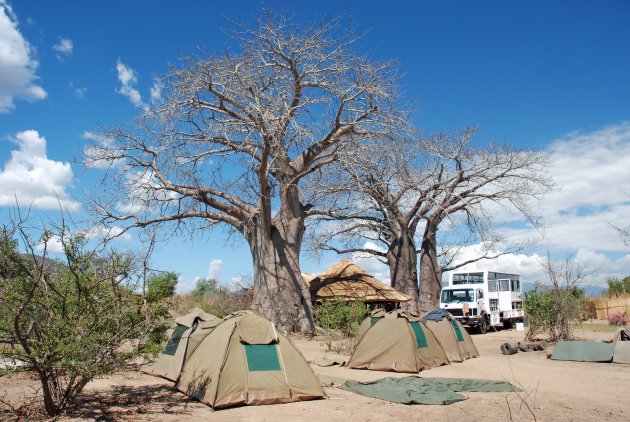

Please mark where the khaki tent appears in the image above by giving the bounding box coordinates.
[348,310,449,373]
[423,309,479,363]
[309,260,411,306]
[356,308,388,340]
[177,311,325,409]
[142,307,222,382]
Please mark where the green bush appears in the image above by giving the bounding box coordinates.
[176,287,253,319]
[191,278,219,298]
[313,299,368,337]
[524,283,587,341]
[605,276,630,296]
[0,223,168,416]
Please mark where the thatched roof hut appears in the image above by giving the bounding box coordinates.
[309,260,411,304]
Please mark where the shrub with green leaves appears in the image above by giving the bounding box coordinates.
[0,222,168,416]
[605,276,630,297]
[524,283,587,341]
[313,299,368,337]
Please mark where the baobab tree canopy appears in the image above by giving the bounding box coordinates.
[84,12,406,331]
[311,128,552,313]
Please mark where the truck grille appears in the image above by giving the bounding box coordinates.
[447,308,463,317]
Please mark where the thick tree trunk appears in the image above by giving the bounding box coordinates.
[247,185,314,332]
[387,231,419,313]
[418,223,442,314]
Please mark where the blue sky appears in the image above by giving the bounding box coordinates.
[1,0,629,291]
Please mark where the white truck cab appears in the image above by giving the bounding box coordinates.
[439,271,524,333]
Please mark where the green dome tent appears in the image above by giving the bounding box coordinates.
[142,307,222,382]
[348,310,449,373]
[176,311,325,409]
[355,308,387,340]
[423,309,479,363]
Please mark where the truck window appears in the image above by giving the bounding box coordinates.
[490,298,498,311]
[499,279,510,291]
[441,289,474,303]
[452,272,484,284]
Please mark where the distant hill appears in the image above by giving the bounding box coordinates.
[522,282,606,297]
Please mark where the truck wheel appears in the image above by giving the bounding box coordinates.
[478,315,488,334]
[503,320,513,330]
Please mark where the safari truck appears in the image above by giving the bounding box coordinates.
[439,271,524,333]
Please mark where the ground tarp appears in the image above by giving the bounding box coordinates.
[340,377,518,405]
[551,341,615,362]
[613,341,630,364]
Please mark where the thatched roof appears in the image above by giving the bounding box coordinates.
[309,260,412,303]
[301,273,315,284]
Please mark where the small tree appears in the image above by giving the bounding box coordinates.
[604,275,630,297]
[313,300,368,337]
[0,218,165,416]
[146,271,178,303]
[144,271,178,353]
[191,277,219,298]
[524,255,589,342]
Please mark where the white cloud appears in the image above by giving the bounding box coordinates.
[208,259,222,280]
[81,226,132,241]
[115,59,147,110]
[52,37,72,60]
[0,130,79,211]
[542,123,630,217]
[351,241,391,284]
[73,86,86,98]
[0,1,46,112]
[35,235,65,254]
[82,130,125,169]
[69,81,86,98]
[443,124,630,290]
[111,170,180,214]
[150,77,162,103]
[488,122,630,254]
[443,243,630,288]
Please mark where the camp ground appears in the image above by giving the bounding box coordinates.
[3,320,625,421]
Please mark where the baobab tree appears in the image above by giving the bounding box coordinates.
[310,128,552,313]
[84,13,405,331]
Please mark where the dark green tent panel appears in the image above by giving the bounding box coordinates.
[551,341,615,362]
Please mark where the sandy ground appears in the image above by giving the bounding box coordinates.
[1,325,629,421]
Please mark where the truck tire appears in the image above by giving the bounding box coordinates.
[478,315,488,334]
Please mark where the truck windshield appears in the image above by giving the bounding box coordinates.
[441,289,474,303]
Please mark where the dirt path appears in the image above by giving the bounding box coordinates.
[1,326,629,421]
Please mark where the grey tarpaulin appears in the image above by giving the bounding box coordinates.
[340,376,518,405]
[423,309,451,323]
[551,341,615,362]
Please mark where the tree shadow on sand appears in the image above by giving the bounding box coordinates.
[69,384,198,421]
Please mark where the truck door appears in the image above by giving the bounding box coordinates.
[476,289,484,313]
